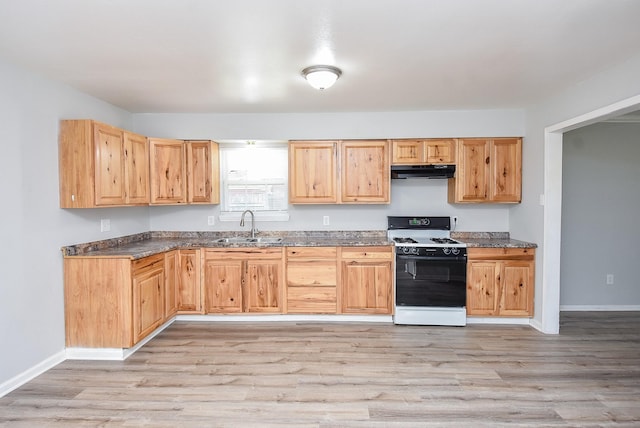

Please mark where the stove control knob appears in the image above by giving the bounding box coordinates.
[452,248,460,255]
[443,247,451,255]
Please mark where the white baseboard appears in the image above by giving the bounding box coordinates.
[66,317,176,361]
[176,314,393,323]
[466,317,532,325]
[560,305,640,311]
[0,350,66,398]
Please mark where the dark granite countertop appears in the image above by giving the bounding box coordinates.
[62,230,536,260]
[62,231,393,259]
[451,232,537,249]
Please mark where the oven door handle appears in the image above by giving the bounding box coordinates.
[396,255,467,262]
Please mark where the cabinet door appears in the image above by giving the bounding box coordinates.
[186,140,220,204]
[94,122,126,206]
[203,259,243,313]
[466,261,499,315]
[246,259,282,313]
[425,139,455,164]
[289,141,338,203]
[341,261,392,314]
[132,257,165,343]
[452,138,490,203]
[341,140,390,203]
[177,249,202,313]
[164,251,179,318]
[489,138,522,202]
[123,131,150,204]
[391,140,423,164]
[149,139,186,204]
[499,260,533,316]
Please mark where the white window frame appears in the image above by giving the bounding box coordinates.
[218,141,290,222]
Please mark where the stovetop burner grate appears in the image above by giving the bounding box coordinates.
[393,237,418,244]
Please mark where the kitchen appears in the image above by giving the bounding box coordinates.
[1,1,640,424]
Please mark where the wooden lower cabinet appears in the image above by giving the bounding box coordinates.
[466,247,535,317]
[286,247,338,314]
[132,254,165,344]
[64,252,169,349]
[339,246,393,314]
[177,249,203,313]
[203,248,284,313]
[164,250,179,318]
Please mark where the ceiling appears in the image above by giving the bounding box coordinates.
[1,0,640,114]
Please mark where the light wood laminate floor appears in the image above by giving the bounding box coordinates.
[1,312,639,427]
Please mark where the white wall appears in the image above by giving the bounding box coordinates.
[0,58,149,390]
[515,51,640,332]
[134,109,523,233]
[561,122,640,307]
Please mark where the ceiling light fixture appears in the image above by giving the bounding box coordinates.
[301,65,342,90]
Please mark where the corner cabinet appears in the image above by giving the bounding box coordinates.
[448,138,522,203]
[59,120,150,208]
[288,140,390,204]
[339,246,393,314]
[466,247,535,317]
[203,248,284,314]
[64,253,175,349]
[391,139,456,165]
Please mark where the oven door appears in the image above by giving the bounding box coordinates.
[395,254,467,307]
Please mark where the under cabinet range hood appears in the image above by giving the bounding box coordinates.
[391,164,455,179]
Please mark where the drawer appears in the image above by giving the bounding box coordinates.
[287,286,337,314]
[340,246,393,260]
[467,247,535,261]
[286,246,337,259]
[287,261,337,286]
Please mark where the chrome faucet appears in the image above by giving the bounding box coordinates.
[240,209,256,238]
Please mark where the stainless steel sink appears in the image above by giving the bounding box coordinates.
[215,236,283,244]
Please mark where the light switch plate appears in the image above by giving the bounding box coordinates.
[100,219,110,232]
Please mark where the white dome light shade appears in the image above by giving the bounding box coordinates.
[302,65,342,90]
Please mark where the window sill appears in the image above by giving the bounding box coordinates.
[218,211,290,222]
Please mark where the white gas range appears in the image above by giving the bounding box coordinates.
[388,216,467,326]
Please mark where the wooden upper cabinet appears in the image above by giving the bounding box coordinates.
[341,140,390,203]
[448,138,522,203]
[289,140,389,204]
[149,138,187,204]
[186,140,220,204]
[123,131,150,205]
[94,122,126,205]
[59,120,149,208]
[391,139,455,165]
[490,138,522,202]
[288,141,338,203]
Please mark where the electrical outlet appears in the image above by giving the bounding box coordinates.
[323,215,330,226]
[100,219,110,232]
[606,274,614,285]
[207,216,215,226]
